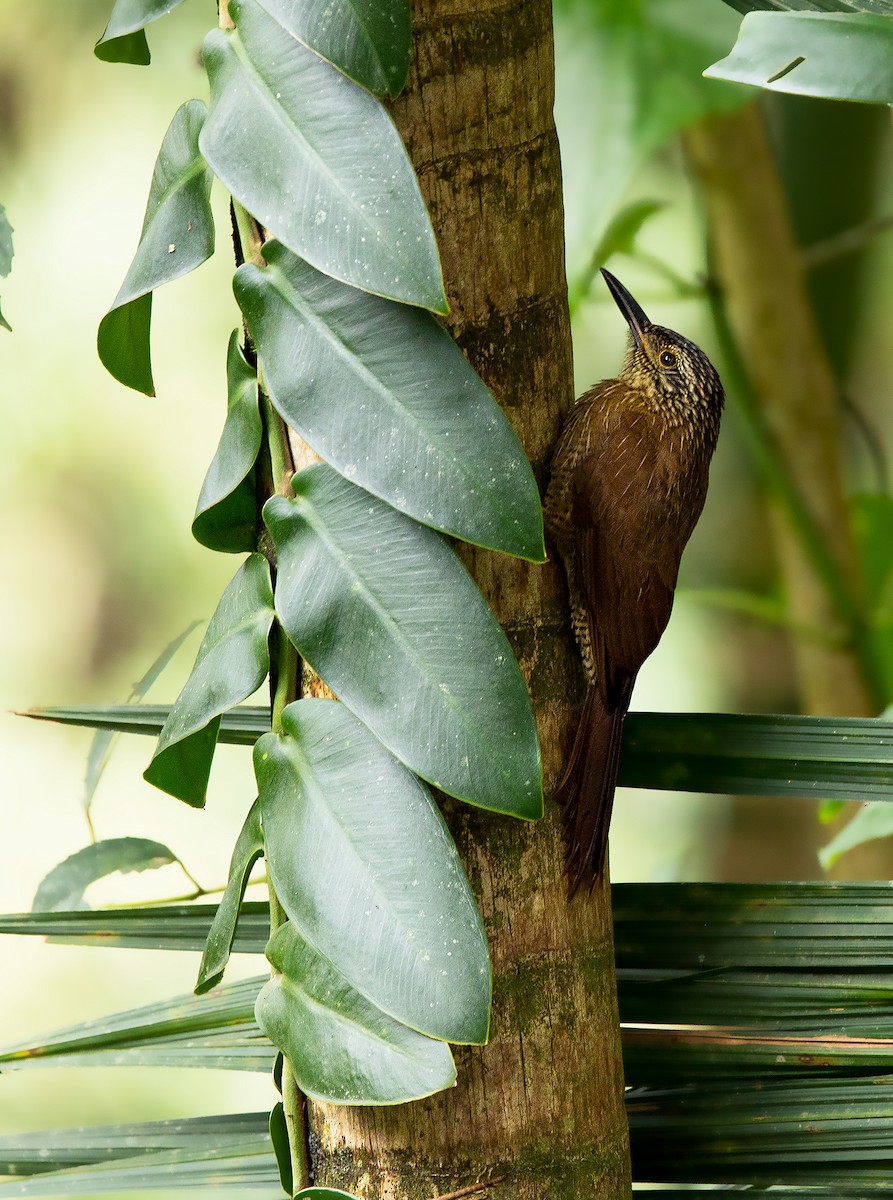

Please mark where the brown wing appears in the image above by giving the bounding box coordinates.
[572,406,685,710]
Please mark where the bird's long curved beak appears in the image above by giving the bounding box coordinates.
[600,268,650,347]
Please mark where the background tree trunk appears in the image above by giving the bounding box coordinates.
[305,0,632,1195]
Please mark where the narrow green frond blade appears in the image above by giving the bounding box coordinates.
[200,0,446,311]
[144,555,275,806]
[32,839,177,912]
[196,799,264,993]
[0,977,270,1074]
[27,707,893,804]
[0,902,269,951]
[23,705,270,745]
[624,1024,893,1082]
[620,711,893,801]
[265,465,542,817]
[235,242,544,560]
[0,1113,270,1176]
[0,1117,277,1195]
[256,923,456,1104]
[613,881,893,969]
[98,100,215,394]
[628,1075,893,1181]
[192,333,263,554]
[257,700,491,1044]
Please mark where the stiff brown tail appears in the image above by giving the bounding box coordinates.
[555,683,631,897]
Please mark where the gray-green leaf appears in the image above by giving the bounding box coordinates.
[32,839,176,913]
[98,100,215,395]
[264,465,542,818]
[200,0,446,311]
[192,332,262,554]
[235,241,543,560]
[256,699,491,1043]
[95,0,188,65]
[254,0,410,96]
[196,799,264,993]
[704,11,893,102]
[256,923,457,1104]
[144,555,275,807]
[0,202,13,332]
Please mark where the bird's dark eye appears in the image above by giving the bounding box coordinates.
[660,350,677,369]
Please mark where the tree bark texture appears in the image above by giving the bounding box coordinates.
[305,1,632,1196]
[685,103,875,720]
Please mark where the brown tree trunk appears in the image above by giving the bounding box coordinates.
[305,0,632,1195]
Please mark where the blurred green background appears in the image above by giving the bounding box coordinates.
[0,0,891,1157]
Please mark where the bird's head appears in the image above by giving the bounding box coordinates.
[601,268,724,427]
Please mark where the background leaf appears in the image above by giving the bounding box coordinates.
[555,0,749,275]
[704,11,893,102]
[819,802,893,867]
[98,100,215,395]
[256,699,491,1044]
[144,555,274,807]
[192,332,262,554]
[256,923,457,1104]
[265,466,542,818]
[200,0,446,311]
[83,621,202,827]
[0,202,12,331]
[253,0,411,96]
[94,0,188,65]
[196,799,264,993]
[235,242,544,560]
[32,839,177,913]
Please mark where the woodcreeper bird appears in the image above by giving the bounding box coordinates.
[545,269,724,895]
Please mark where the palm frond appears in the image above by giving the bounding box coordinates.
[25,706,893,801]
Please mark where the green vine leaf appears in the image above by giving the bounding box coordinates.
[296,1191,362,1199]
[144,555,275,807]
[255,923,457,1104]
[254,0,410,96]
[705,11,893,102]
[235,242,544,560]
[268,1102,291,1196]
[192,332,262,554]
[256,699,491,1044]
[95,0,188,65]
[195,799,264,994]
[264,465,543,819]
[200,0,446,312]
[98,100,215,395]
[32,839,177,912]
